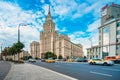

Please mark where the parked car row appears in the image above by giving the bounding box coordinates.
[28,57,88,63]
[28,57,115,66]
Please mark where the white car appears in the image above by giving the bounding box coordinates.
[29,58,36,62]
[88,58,114,66]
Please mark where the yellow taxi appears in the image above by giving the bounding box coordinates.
[46,58,55,63]
[88,58,114,66]
[66,59,74,62]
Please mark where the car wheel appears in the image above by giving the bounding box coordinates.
[103,62,108,66]
[90,62,93,65]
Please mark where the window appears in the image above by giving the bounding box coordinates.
[117,38,120,42]
[103,26,109,45]
[117,30,120,35]
[117,22,120,27]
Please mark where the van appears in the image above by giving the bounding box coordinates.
[105,55,120,63]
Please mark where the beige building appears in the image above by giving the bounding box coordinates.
[99,3,120,59]
[39,7,83,58]
[87,45,100,59]
[30,41,40,58]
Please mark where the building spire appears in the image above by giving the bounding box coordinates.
[46,5,52,21]
[48,5,50,14]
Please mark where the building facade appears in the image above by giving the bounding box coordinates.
[99,3,120,59]
[87,45,100,59]
[30,41,40,58]
[40,7,83,58]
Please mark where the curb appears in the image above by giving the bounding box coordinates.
[4,62,14,80]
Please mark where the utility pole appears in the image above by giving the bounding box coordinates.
[0,45,2,60]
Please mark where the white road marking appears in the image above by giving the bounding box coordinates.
[90,71,112,77]
[37,64,78,80]
[66,64,72,65]
[102,68,120,71]
[115,64,120,66]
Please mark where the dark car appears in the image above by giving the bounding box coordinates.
[75,58,88,62]
[62,58,67,61]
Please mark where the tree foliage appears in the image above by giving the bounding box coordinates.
[58,54,63,59]
[44,52,57,59]
[1,41,24,60]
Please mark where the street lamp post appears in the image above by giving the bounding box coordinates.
[0,44,2,60]
[17,23,29,61]
[18,23,29,42]
[89,38,93,59]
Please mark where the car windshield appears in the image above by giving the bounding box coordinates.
[93,59,102,61]
[48,58,53,60]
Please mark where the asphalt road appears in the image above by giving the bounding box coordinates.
[29,61,120,80]
[0,61,11,80]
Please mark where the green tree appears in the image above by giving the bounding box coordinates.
[58,54,63,59]
[44,52,57,59]
[83,56,87,59]
[1,47,10,60]
[14,41,24,61]
[8,46,16,60]
[53,54,57,59]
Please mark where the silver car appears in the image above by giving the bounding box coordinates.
[29,58,36,62]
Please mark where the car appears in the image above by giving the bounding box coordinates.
[105,56,120,63]
[41,59,46,62]
[29,58,36,62]
[62,58,67,61]
[46,58,55,63]
[66,59,74,62]
[74,58,88,62]
[55,59,61,61]
[88,58,114,66]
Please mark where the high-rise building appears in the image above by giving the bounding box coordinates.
[39,6,83,58]
[99,3,120,59]
[30,41,40,58]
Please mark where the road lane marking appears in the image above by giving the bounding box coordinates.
[115,64,120,66]
[102,68,120,72]
[90,71,112,77]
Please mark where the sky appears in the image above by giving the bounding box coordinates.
[0,0,120,55]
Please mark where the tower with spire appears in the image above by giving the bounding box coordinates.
[39,5,83,59]
[40,5,58,57]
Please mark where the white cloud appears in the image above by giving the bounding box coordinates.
[0,1,44,52]
[59,27,67,32]
[40,0,45,3]
[87,19,100,32]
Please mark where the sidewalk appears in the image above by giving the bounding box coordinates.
[4,63,78,80]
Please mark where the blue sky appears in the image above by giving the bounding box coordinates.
[0,0,120,55]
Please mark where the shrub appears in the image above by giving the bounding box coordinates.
[13,60,24,64]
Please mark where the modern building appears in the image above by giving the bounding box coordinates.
[30,41,40,58]
[39,6,83,58]
[99,3,120,59]
[87,45,100,59]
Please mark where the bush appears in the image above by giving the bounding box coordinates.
[12,60,24,64]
